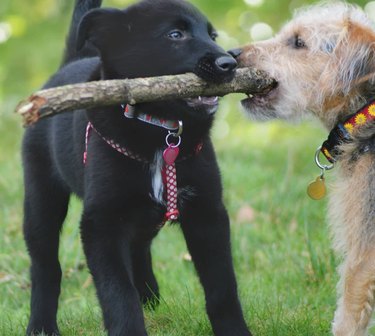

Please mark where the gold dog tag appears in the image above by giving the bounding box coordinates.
[307,176,326,200]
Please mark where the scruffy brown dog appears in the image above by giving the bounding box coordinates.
[236,2,375,336]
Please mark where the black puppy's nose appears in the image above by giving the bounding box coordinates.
[215,56,237,72]
[228,48,242,58]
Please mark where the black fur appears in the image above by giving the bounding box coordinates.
[22,0,250,335]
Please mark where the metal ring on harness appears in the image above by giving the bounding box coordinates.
[173,120,183,137]
[315,146,334,171]
[165,133,181,148]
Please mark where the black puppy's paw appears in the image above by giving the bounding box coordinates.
[216,331,252,336]
[26,325,60,336]
[140,284,160,310]
[213,321,252,336]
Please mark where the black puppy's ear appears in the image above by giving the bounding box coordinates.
[76,8,126,51]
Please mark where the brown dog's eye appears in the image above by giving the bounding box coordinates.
[294,36,306,49]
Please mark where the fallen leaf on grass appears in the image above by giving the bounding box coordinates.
[236,205,256,223]
[0,272,14,284]
[289,218,298,233]
[182,253,192,262]
[82,275,93,289]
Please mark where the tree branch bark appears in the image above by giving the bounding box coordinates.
[15,67,275,126]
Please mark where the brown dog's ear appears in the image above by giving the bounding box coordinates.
[76,8,126,52]
[334,22,375,95]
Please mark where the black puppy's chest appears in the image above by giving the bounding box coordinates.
[83,141,196,220]
[149,155,196,199]
[80,115,201,221]
[140,152,198,209]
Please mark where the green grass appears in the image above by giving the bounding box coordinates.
[1,0,367,333]
[1,93,349,335]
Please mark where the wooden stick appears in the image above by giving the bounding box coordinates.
[15,68,275,126]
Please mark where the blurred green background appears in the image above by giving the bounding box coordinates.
[0,0,373,335]
[0,0,371,103]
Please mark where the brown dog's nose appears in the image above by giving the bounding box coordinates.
[227,48,242,58]
[215,56,237,72]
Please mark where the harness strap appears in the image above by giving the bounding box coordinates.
[84,122,148,163]
[162,164,179,221]
[83,120,200,224]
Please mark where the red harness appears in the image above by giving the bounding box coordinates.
[83,109,202,224]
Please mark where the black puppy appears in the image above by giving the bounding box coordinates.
[22,0,251,335]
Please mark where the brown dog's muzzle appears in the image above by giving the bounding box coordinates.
[229,45,255,67]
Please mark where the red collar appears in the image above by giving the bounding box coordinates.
[321,100,375,163]
[123,105,180,131]
[308,100,375,200]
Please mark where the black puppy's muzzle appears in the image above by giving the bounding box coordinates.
[215,56,237,73]
[194,52,237,84]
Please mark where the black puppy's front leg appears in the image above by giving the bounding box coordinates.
[80,210,148,336]
[132,240,160,308]
[180,202,252,336]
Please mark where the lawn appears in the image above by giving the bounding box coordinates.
[1,96,341,335]
[0,0,369,335]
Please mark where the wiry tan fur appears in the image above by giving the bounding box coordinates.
[238,2,375,335]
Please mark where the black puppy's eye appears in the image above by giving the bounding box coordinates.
[168,30,184,40]
[294,35,306,49]
[211,32,218,41]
